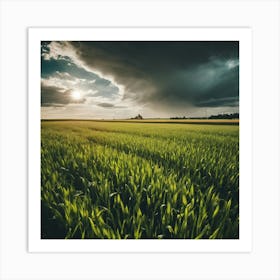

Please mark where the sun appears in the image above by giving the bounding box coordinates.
[72,91,81,100]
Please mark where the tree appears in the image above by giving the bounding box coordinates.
[131,114,143,120]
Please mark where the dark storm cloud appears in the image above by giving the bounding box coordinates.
[96,102,126,109]
[97,102,115,108]
[69,41,239,109]
[41,83,85,107]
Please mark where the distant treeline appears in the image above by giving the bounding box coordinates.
[208,113,239,119]
[170,113,239,120]
[130,114,143,120]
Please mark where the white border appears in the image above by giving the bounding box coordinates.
[28,27,252,253]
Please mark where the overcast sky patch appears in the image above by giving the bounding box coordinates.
[41,41,239,119]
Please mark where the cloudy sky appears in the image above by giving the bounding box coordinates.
[41,41,239,119]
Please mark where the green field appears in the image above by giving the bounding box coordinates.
[41,120,239,239]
